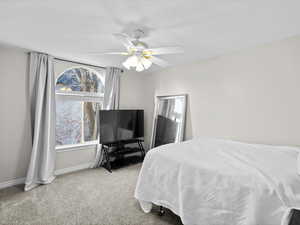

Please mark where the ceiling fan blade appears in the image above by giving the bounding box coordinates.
[145,46,183,55]
[86,52,129,56]
[148,56,170,67]
[113,33,134,50]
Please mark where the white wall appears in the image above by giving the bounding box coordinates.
[0,45,31,183]
[146,36,300,146]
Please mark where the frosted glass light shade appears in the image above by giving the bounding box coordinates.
[123,55,152,72]
[136,61,145,72]
[122,61,131,70]
[122,55,139,69]
[141,57,152,69]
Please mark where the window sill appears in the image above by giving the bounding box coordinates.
[56,141,98,153]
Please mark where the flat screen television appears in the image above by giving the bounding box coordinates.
[154,115,178,147]
[99,110,144,144]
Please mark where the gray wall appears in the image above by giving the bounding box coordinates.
[0,46,149,184]
[146,36,300,146]
[0,45,31,183]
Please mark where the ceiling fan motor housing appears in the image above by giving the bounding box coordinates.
[132,40,148,50]
[132,28,146,40]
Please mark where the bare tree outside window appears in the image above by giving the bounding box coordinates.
[55,67,105,146]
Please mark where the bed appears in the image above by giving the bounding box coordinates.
[134,138,300,225]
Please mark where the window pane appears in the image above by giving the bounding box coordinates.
[56,98,99,146]
[55,66,104,147]
[56,98,82,145]
[56,67,104,93]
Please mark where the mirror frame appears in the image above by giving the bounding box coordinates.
[150,94,187,149]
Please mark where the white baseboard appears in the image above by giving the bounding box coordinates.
[0,177,25,190]
[54,163,92,176]
[0,163,92,190]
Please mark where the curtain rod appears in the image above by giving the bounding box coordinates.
[54,57,105,69]
[54,57,124,72]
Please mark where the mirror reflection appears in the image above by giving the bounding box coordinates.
[151,94,187,148]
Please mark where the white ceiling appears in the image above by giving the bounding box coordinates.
[0,0,300,72]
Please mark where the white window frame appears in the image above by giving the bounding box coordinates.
[55,67,105,152]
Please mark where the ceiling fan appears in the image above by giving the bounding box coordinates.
[89,29,183,72]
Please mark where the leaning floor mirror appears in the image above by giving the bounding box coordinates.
[150,94,187,148]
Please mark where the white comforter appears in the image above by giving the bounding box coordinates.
[134,138,300,225]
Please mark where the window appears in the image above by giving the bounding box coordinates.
[55,67,105,149]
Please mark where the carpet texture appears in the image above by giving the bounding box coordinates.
[0,164,182,225]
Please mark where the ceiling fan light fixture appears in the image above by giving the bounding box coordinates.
[128,55,139,66]
[88,30,183,72]
[123,55,153,72]
[141,57,152,69]
[122,60,131,70]
[122,55,139,69]
[136,61,145,72]
[122,57,132,69]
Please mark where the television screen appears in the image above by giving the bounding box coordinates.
[154,115,178,147]
[99,110,144,144]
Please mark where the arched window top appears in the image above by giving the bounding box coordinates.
[56,67,104,94]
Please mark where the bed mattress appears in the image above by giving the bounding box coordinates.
[135,138,300,225]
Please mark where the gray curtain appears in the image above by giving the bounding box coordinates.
[92,67,122,168]
[24,52,56,191]
[103,67,121,110]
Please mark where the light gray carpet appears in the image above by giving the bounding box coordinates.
[0,164,182,225]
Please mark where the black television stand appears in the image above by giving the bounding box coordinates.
[101,139,145,173]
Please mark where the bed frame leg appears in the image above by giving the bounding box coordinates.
[159,206,165,216]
